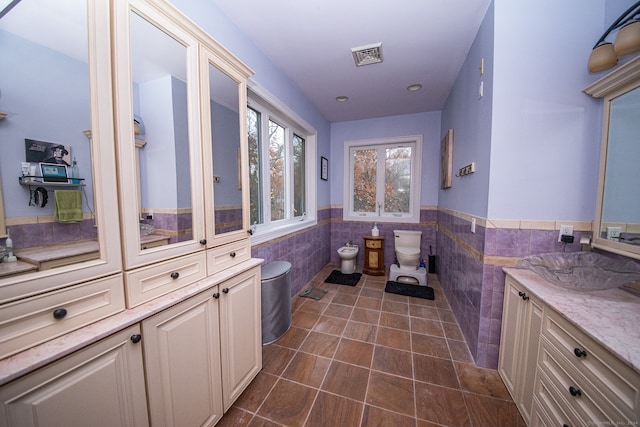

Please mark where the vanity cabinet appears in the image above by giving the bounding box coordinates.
[363,236,385,276]
[0,325,149,427]
[498,275,543,424]
[142,265,261,426]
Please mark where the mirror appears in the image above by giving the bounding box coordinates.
[586,56,640,259]
[208,62,243,235]
[130,10,193,250]
[0,0,102,276]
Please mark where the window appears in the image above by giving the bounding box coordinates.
[247,87,316,243]
[344,136,422,223]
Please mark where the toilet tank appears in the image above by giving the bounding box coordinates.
[393,230,422,248]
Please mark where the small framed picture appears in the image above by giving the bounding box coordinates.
[321,156,328,181]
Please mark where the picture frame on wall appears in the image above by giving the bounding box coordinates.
[440,129,453,189]
[321,156,328,181]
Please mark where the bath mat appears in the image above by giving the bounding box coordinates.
[385,281,434,300]
[324,270,362,286]
[299,287,328,300]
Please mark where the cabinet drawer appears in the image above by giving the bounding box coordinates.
[0,274,125,360]
[125,252,207,307]
[538,337,632,424]
[207,239,250,274]
[532,370,581,427]
[542,310,639,420]
[365,239,382,249]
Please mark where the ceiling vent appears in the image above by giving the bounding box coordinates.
[351,42,383,67]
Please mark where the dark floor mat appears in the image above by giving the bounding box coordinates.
[299,287,328,300]
[385,281,435,300]
[324,270,362,286]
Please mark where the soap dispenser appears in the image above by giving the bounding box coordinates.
[4,228,17,263]
[71,157,80,184]
[371,223,379,237]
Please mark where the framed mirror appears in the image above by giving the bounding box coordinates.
[0,0,122,299]
[113,0,205,269]
[585,56,640,260]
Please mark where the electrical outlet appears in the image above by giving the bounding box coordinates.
[558,225,573,242]
[607,226,622,241]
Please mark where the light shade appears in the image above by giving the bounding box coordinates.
[614,20,640,56]
[588,43,618,73]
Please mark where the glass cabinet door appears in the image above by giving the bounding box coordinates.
[113,0,205,269]
[200,45,252,247]
[0,0,122,301]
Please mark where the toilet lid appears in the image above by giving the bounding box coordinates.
[396,246,420,256]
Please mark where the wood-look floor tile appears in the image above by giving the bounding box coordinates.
[257,379,317,426]
[366,371,415,417]
[332,293,358,306]
[381,299,410,315]
[217,407,253,426]
[323,303,354,319]
[376,326,411,351]
[410,318,444,337]
[372,346,413,378]
[334,338,375,367]
[359,288,383,299]
[442,322,465,341]
[261,345,296,375]
[363,279,386,290]
[411,333,450,359]
[248,416,281,427]
[383,292,409,303]
[413,354,459,388]
[276,326,309,350]
[361,405,416,427]
[292,310,321,329]
[409,304,439,320]
[464,392,526,427]
[448,339,474,363]
[233,372,278,412]
[414,382,471,426]
[438,308,458,323]
[312,315,348,335]
[454,362,511,399]
[379,312,410,330]
[351,308,381,325]
[282,352,331,388]
[305,391,364,427]
[299,331,340,358]
[299,299,328,315]
[356,296,382,310]
[321,361,370,401]
[342,321,378,343]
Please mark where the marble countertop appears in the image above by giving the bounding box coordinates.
[0,257,264,386]
[504,267,640,374]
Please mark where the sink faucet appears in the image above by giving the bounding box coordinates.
[346,240,353,247]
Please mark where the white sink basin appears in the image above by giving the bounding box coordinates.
[517,252,640,291]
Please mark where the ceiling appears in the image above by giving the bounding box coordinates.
[212,0,492,123]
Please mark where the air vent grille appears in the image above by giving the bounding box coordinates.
[351,43,383,67]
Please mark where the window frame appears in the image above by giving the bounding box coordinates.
[247,84,317,245]
[343,135,422,223]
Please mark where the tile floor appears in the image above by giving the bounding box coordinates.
[219,263,526,427]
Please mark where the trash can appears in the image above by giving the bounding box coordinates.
[260,261,292,345]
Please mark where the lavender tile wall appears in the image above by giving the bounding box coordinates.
[3,220,98,250]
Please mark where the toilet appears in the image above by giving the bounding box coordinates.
[337,245,359,274]
[389,230,427,286]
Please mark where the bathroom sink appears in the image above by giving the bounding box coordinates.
[517,252,640,291]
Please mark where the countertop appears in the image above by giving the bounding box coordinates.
[0,257,264,386]
[503,267,640,375]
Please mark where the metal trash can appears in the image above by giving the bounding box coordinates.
[261,261,292,345]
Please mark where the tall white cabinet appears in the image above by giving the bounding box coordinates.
[0,0,261,426]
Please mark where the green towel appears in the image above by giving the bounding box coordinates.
[54,190,83,223]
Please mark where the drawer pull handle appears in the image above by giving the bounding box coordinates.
[518,291,529,301]
[222,288,229,294]
[53,308,68,320]
[200,239,207,245]
[130,334,142,344]
[573,348,587,358]
[563,425,570,427]
[170,272,180,280]
[229,251,236,258]
[247,228,254,235]
[569,386,581,397]
[212,292,220,299]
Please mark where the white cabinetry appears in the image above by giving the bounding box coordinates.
[0,325,149,427]
[143,266,261,426]
[498,275,543,424]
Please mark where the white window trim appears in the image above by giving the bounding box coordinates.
[343,135,422,223]
[247,81,317,245]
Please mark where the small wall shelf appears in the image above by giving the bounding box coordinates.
[19,176,85,187]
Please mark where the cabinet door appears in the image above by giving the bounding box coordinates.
[219,267,262,410]
[200,44,253,248]
[113,0,206,269]
[142,288,223,427]
[0,325,148,427]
